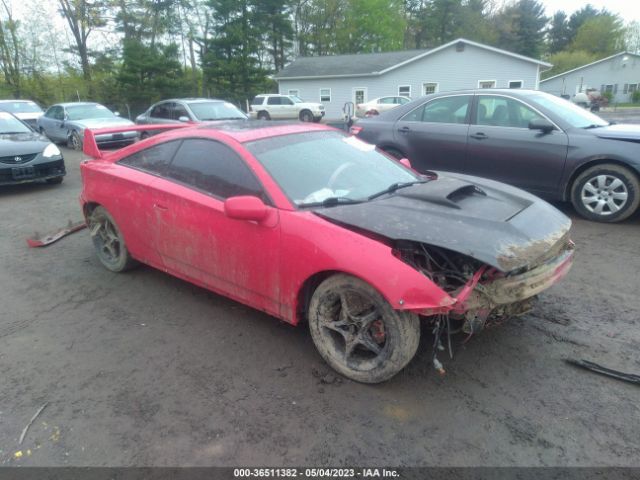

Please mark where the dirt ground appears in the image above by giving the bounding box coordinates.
[1,147,639,467]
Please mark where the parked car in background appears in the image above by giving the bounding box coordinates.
[38,102,137,151]
[250,94,325,122]
[135,98,247,138]
[0,100,44,130]
[355,96,411,117]
[0,111,65,186]
[354,89,640,223]
[80,121,573,383]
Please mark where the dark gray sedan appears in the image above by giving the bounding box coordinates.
[0,111,65,186]
[354,89,640,222]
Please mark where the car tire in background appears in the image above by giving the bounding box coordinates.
[88,206,138,272]
[571,163,640,223]
[299,110,313,122]
[68,131,83,151]
[257,111,270,120]
[308,274,420,384]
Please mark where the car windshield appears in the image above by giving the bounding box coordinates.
[290,96,304,104]
[67,104,116,120]
[528,94,609,129]
[245,131,420,206]
[0,101,42,114]
[0,111,32,134]
[188,101,247,121]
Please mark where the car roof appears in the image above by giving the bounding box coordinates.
[0,99,37,103]
[429,88,542,97]
[56,102,101,108]
[158,98,228,104]
[196,120,333,143]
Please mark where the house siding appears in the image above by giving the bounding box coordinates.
[277,43,541,119]
[540,54,640,103]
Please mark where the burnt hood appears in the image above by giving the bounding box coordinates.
[314,173,571,272]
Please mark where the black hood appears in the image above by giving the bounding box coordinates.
[0,132,51,156]
[314,173,571,272]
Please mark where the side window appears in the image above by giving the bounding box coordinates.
[267,97,281,105]
[281,97,294,105]
[379,97,395,105]
[151,103,172,119]
[45,107,56,118]
[173,103,190,120]
[167,139,266,200]
[118,140,181,176]
[402,96,471,124]
[475,96,544,128]
[251,97,264,106]
[56,107,66,120]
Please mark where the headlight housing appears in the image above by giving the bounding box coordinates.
[43,143,61,158]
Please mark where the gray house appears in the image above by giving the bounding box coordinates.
[274,38,551,119]
[540,52,640,103]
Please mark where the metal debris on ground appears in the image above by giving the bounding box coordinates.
[566,358,640,386]
[18,403,48,445]
[26,221,86,248]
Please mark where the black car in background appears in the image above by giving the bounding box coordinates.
[0,111,65,186]
[354,89,640,223]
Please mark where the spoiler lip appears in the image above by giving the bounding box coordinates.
[83,123,192,159]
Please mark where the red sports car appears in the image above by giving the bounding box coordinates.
[80,122,574,383]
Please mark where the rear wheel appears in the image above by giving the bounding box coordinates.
[88,206,137,272]
[257,111,270,120]
[571,163,640,222]
[308,274,420,383]
[299,110,313,122]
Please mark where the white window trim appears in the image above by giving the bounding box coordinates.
[478,79,497,88]
[319,88,331,102]
[508,80,523,89]
[288,89,299,97]
[398,85,411,97]
[352,87,368,104]
[422,82,439,95]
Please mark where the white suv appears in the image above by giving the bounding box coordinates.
[250,94,325,122]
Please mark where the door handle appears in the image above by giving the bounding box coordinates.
[153,203,168,211]
[470,132,488,140]
[398,126,411,134]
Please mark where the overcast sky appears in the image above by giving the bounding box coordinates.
[537,0,640,21]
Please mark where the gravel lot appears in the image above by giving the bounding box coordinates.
[1,147,639,467]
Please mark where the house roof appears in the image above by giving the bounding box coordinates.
[274,38,552,80]
[540,52,640,83]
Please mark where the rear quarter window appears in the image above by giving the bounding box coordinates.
[251,97,265,106]
[118,140,181,176]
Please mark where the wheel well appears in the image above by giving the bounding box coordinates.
[299,109,312,117]
[564,159,640,201]
[295,270,340,324]
[257,110,269,117]
[83,201,100,220]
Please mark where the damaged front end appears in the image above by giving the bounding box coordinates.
[396,237,574,334]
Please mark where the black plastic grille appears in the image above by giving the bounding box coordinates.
[0,153,38,164]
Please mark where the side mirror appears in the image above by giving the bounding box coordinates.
[178,116,190,123]
[529,118,555,133]
[399,158,413,169]
[224,196,268,222]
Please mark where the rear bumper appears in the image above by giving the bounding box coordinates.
[0,158,66,186]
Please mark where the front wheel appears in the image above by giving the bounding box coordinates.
[299,110,313,122]
[68,131,83,151]
[88,206,137,272]
[571,164,640,222]
[308,274,420,383]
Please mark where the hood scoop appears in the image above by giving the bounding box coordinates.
[398,177,486,209]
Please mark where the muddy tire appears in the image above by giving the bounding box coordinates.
[308,274,420,384]
[299,110,313,122]
[68,131,83,151]
[257,111,270,120]
[88,206,137,272]
[571,163,640,223]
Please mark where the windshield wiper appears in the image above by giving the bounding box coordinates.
[298,197,362,208]
[367,180,427,200]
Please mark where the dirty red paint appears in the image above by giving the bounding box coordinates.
[79,123,572,326]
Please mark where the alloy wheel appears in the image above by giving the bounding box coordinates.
[580,174,628,216]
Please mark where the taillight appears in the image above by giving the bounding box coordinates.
[350,126,363,135]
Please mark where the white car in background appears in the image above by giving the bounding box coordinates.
[250,94,325,122]
[356,96,411,117]
[0,100,44,130]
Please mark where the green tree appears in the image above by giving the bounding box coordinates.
[547,11,570,54]
[494,0,548,58]
[570,15,626,57]
[255,0,293,71]
[567,4,599,40]
[542,50,596,78]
